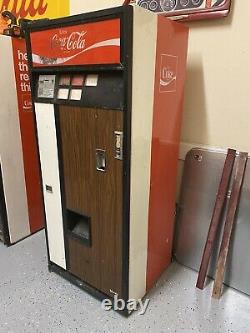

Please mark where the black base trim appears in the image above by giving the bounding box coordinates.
[49,262,130,317]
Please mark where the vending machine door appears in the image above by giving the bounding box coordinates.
[58,106,124,297]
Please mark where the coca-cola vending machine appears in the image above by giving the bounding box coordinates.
[0,23,44,245]
[25,5,188,313]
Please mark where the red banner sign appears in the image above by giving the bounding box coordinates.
[30,19,121,67]
[12,38,44,232]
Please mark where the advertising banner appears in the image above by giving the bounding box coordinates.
[30,19,121,67]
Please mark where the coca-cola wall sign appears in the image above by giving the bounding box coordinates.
[131,0,232,21]
[30,19,121,67]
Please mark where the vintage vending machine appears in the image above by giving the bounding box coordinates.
[25,5,188,312]
[0,15,44,245]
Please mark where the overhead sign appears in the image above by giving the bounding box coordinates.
[0,0,69,20]
[133,0,231,21]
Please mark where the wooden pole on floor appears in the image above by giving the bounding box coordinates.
[212,152,248,299]
[196,149,236,290]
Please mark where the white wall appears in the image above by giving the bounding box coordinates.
[70,0,122,14]
[182,1,250,153]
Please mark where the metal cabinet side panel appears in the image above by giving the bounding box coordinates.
[129,6,157,300]
[174,148,250,296]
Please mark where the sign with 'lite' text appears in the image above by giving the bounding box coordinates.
[30,19,121,67]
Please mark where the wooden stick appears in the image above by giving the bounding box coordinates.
[212,152,248,299]
[196,149,236,290]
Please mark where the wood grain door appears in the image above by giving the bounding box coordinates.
[59,106,124,297]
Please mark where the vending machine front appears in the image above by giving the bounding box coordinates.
[25,5,188,313]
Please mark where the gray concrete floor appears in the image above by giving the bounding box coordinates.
[0,231,249,333]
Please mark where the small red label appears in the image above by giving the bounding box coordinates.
[30,18,121,67]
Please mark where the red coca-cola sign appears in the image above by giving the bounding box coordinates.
[30,19,121,67]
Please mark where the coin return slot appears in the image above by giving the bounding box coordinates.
[67,210,91,246]
[96,149,106,172]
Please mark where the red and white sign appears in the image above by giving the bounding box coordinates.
[30,19,121,67]
[12,38,44,233]
[12,39,32,112]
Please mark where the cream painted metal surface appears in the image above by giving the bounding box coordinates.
[174,148,250,296]
[35,103,66,269]
[0,36,30,243]
[129,6,157,300]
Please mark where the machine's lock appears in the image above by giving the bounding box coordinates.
[96,149,106,172]
[45,185,53,193]
[114,131,123,160]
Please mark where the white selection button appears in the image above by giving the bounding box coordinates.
[70,89,82,101]
[58,88,69,100]
[85,74,99,87]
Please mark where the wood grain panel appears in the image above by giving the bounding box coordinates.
[59,106,124,296]
[68,236,100,288]
[95,109,123,297]
[59,106,96,216]
[59,106,100,287]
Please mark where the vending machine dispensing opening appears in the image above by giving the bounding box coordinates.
[25,5,189,313]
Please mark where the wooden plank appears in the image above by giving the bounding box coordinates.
[212,152,248,299]
[196,148,236,290]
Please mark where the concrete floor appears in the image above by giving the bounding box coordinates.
[0,231,249,333]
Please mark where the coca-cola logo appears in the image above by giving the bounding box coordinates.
[0,0,48,19]
[160,54,178,93]
[162,67,175,82]
[51,30,87,51]
[22,94,32,112]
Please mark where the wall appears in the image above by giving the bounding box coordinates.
[70,1,248,198]
[178,1,248,197]
[181,0,249,154]
[70,0,121,14]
